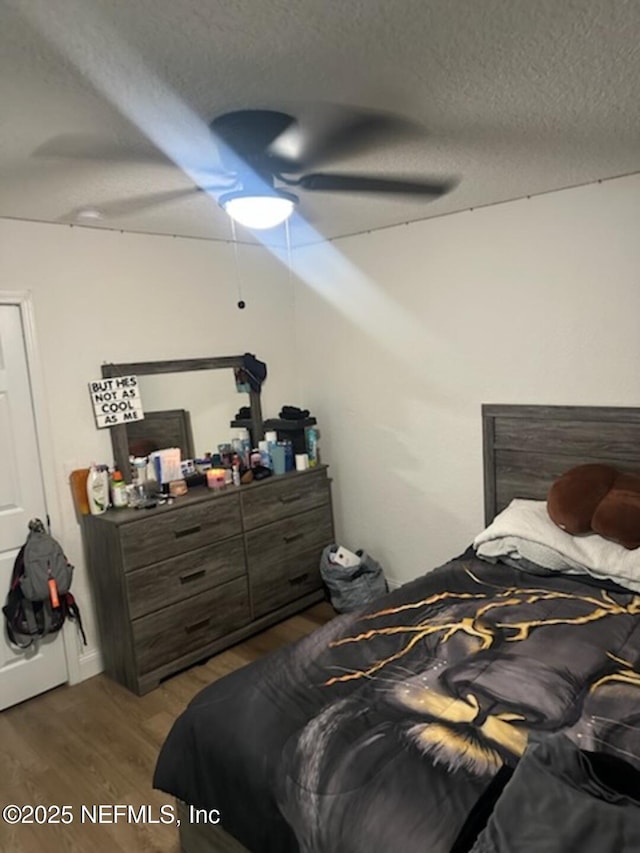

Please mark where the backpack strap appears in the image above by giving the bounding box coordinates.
[22,599,40,637]
[3,545,35,648]
[64,592,87,646]
[41,601,54,636]
[9,544,26,592]
[3,592,35,649]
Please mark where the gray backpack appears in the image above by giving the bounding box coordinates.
[2,519,86,648]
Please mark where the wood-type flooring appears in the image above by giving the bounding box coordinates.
[0,602,334,853]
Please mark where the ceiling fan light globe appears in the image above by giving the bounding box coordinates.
[220,191,297,229]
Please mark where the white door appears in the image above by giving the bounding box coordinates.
[0,303,68,710]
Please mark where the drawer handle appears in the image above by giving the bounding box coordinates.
[184,618,210,634]
[283,532,304,544]
[279,493,303,504]
[289,572,309,586]
[175,525,201,539]
[179,569,206,584]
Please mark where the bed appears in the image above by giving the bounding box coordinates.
[154,404,640,852]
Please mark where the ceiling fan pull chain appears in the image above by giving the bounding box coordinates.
[284,218,297,318]
[285,218,293,285]
[230,219,246,309]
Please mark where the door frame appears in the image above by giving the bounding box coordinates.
[0,289,77,685]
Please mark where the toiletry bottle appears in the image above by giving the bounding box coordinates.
[99,465,111,508]
[131,456,147,486]
[265,430,278,466]
[87,463,109,515]
[70,468,91,516]
[231,437,244,461]
[236,428,252,469]
[111,469,129,508]
[265,430,278,446]
[232,454,241,487]
[305,427,319,467]
[283,440,294,472]
[259,439,272,469]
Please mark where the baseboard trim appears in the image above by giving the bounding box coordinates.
[76,649,103,683]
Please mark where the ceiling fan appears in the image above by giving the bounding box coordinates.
[208,108,455,229]
[42,107,456,230]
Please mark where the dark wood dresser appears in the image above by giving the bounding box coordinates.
[82,466,334,694]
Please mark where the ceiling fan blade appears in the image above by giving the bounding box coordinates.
[33,133,237,187]
[63,185,228,221]
[295,173,455,197]
[210,110,296,172]
[101,188,205,217]
[33,133,172,165]
[269,106,424,173]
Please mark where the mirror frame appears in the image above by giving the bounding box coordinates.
[102,355,264,482]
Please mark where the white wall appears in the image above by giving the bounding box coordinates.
[4,173,640,680]
[0,219,295,676]
[293,174,640,586]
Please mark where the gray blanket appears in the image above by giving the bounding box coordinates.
[472,734,640,852]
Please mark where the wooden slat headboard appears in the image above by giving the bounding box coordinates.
[482,404,640,524]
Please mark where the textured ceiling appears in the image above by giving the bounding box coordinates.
[1,0,639,247]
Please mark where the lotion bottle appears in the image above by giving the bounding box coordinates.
[87,463,109,515]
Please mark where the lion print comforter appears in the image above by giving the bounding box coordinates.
[154,551,640,852]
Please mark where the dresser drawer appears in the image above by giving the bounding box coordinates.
[120,496,242,571]
[125,537,246,620]
[246,505,333,617]
[132,576,250,675]
[241,469,330,530]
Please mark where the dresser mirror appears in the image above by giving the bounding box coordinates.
[102,356,264,482]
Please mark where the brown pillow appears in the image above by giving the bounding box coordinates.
[547,463,640,549]
[547,464,617,534]
[592,472,640,549]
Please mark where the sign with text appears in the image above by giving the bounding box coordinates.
[89,375,144,428]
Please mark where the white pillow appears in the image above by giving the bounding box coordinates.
[473,499,640,592]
